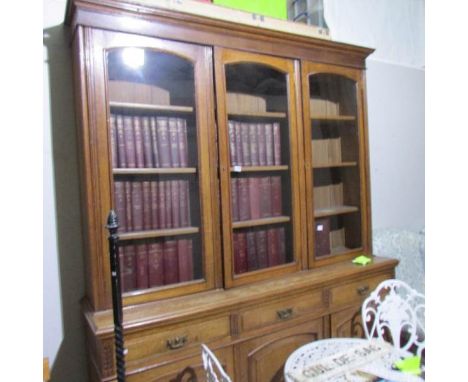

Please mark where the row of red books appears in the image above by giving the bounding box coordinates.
[114,180,191,233]
[110,114,190,168]
[231,176,282,221]
[119,239,194,292]
[228,120,282,166]
[233,227,286,274]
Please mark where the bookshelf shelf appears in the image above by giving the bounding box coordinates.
[314,205,359,218]
[113,167,197,175]
[310,115,356,121]
[119,227,200,241]
[109,101,194,113]
[230,165,289,172]
[228,110,287,118]
[232,216,290,229]
[312,162,357,169]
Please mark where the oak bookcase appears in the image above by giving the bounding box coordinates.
[65,1,398,381]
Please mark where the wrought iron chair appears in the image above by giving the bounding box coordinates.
[201,344,232,382]
[362,279,425,358]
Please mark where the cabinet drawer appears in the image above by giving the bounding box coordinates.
[240,290,324,332]
[329,275,390,308]
[125,316,230,363]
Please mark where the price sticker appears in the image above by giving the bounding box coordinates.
[316,224,324,231]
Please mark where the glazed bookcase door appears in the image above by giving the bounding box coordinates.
[214,47,303,288]
[301,62,371,267]
[84,28,218,309]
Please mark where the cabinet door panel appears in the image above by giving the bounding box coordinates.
[331,305,365,339]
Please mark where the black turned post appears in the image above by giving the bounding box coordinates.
[106,210,126,382]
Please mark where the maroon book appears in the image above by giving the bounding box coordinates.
[148,242,164,287]
[158,181,166,229]
[277,227,286,264]
[267,228,280,267]
[246,231,258,271]
[135,243,149,289]
[150,181,159,230]
[124,181,133,231]
[270,176,282,216]
[255,230,268,269]
[131,181,143,231]
[109,114,118,168]
[240,122,251,166]
[248,177,261,219]
[179,180,189,226]
[231,178,239,222]
[177,118,189,167]
[257,123,267,166]
[165,180,173,228]
[142,181,152,230]
[114,181,127,232]
[237,177,250,221]
[120,245,136,292]
[234,232,248,274]
[149,116,160,167]
[259,177,272,218]
[177,239,193,282]
[234,121,243,166]
[265,123,274,166]
[171,180,180,228]
[115,114,127,168]
[249,123,259,166]
[314,218,331,257]
[133,116,145,168]
[168,118,180,167]
[141,116,154,167]
[273,122,281,165]
[163,240,179,285]
[123,115,136,168]
[156,117,171,167]
[228,120,237,166]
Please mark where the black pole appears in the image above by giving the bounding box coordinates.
[106,210,126,382]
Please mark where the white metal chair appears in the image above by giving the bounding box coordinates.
[361,279,425,358]
[201,344,233,382]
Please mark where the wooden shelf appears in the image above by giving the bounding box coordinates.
[317,246,363,259]
[311,115,356,121]
[119,227,200,241]
[313,162,357,169]
[113,167,197,175]
[109,101,194,113]
[314,205,359,218]
[230,165,289,172]
[228,110,287,118]
[232,216,290,229]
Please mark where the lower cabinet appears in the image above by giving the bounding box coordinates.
[330,305,365,338]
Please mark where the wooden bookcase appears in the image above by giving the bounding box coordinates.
[66,1,398,381]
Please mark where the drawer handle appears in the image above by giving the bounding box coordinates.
[166,335,188,350]
[357,285,370,296]
[277,308,293,320]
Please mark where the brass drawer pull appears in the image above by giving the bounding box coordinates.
[166,335,188,350]
[357,285,370,296]
[277,308,293,320]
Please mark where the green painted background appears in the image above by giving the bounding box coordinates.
[213,0,287,20]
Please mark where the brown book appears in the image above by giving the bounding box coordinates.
[228,120,237,166]
[171,180,180,228]
[265,123,274,166]
[248,177,261,219]
[156,117,171,167]
[148,242,164,287]
[150,181,159,230]
[234,121,243,166]
[177,118,189,167]
[231,178,239,222]
[168,118,180,167]
[234,232,248,274]
[110,114,118,168]
[249,123,259,166]
[267,228,280,267]
[142,181,152,230]
[149,116,160,167]
[114,181,127,232]
[259,177,272,218]
[115,114,127,168]
[277,227,286,264]
[158,181,166,229]
[177,239,193,282]
[141,116,154,167]
[179,180,189,227]
[246,231,258,271]
[237,177,250,221]
[131,181,144,231]
[123,115,136,168]
[133,116,145,168]
[120,245,136,292]
[255,230,268,269]
[124,181,133,231]
[135,243,149,289]
[164,180,173,228]
[273,122,281,165]
[163,240,179,285]
[314,218,331,257]
[270,176,282,216]
[257,123,267,166]
[240,122,251,166]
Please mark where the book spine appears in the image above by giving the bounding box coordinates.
[158,180,166,229]
[149,117,160,167]
[168,118,180,167]
[185,180,191,225]
[314,218,331,257]
[115,114,127,168]
[148,242,164,287]
[234,232,248,274]
[179,180,188,226]
[237,177,250,221]
[156,117,171,167]
[248,177,261,219]
[249,123,259,166]
[240,122,251,166]
[114,181,127,233]
[133,116,145,168]
[255,230,268,269]
[163,240,179,285]
[177,118,189,167]
[270,176,282,216]
[231,178,239,222]
[228,120,237,166]
[265,123,274,166]
[277,227,286,264]
[257,123,266,166]
[150,181,159,230]
[273,122,281,165]
[120,245,136,292]
[125,181,133,231]
[177,239,193,282]
[165,180,173,228]
[235,121,243,166]
[135,243,149,289]
[123,115,136,168]
[142,181,152,230]
[246,231,258,271]
[171,180,180,228]
[110,114,118,168]
[141,116,154,167]
[259,177,272,218]
[131,181,143,231]
[267,228,280,267]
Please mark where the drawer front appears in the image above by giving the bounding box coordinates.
[240,290,324,332]
[330,274,391,308]
[125,316,230,363]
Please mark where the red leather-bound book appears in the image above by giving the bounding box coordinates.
[110,114,118,168]
[240,122,251,166]
[178,239,193,282]
[150,181,159,229]
[148,242,164,287]
[163,240,179,285]
[168,118,180,167]
[179,180,188,226]
[277,227,286,264]
[131,181,143,231]
[246,231,258,271]
[259,177,272,218]
[149,116,160,167]
[177,118,189,167]
[158,180,166,229]
[156,117,171,167]
[249,123,259,166]
[123,115,136,168]
[165,180,173,228]
[255,230,268,269]
[257,123,266,166]
[115,114,127,168]
[231,178,239,222]
[133,116,145,168]
[314,218,331,257]
[120,245,136,292]
[235,121,243,166]
[185,180,191,225]
[273,122,282,165]
[141,116,154,167]
[228,120,237,166]
[270,176,282,216]
[142,181,152,230]
[124,181,133,231]
[114,181,127,232]
[265,123,274,166]
[267,228,280,267]
[237,177,250,221]
[171,180,180,228]
[248,177,261,219]
[234,232,248,274]
[135,243,149,289]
